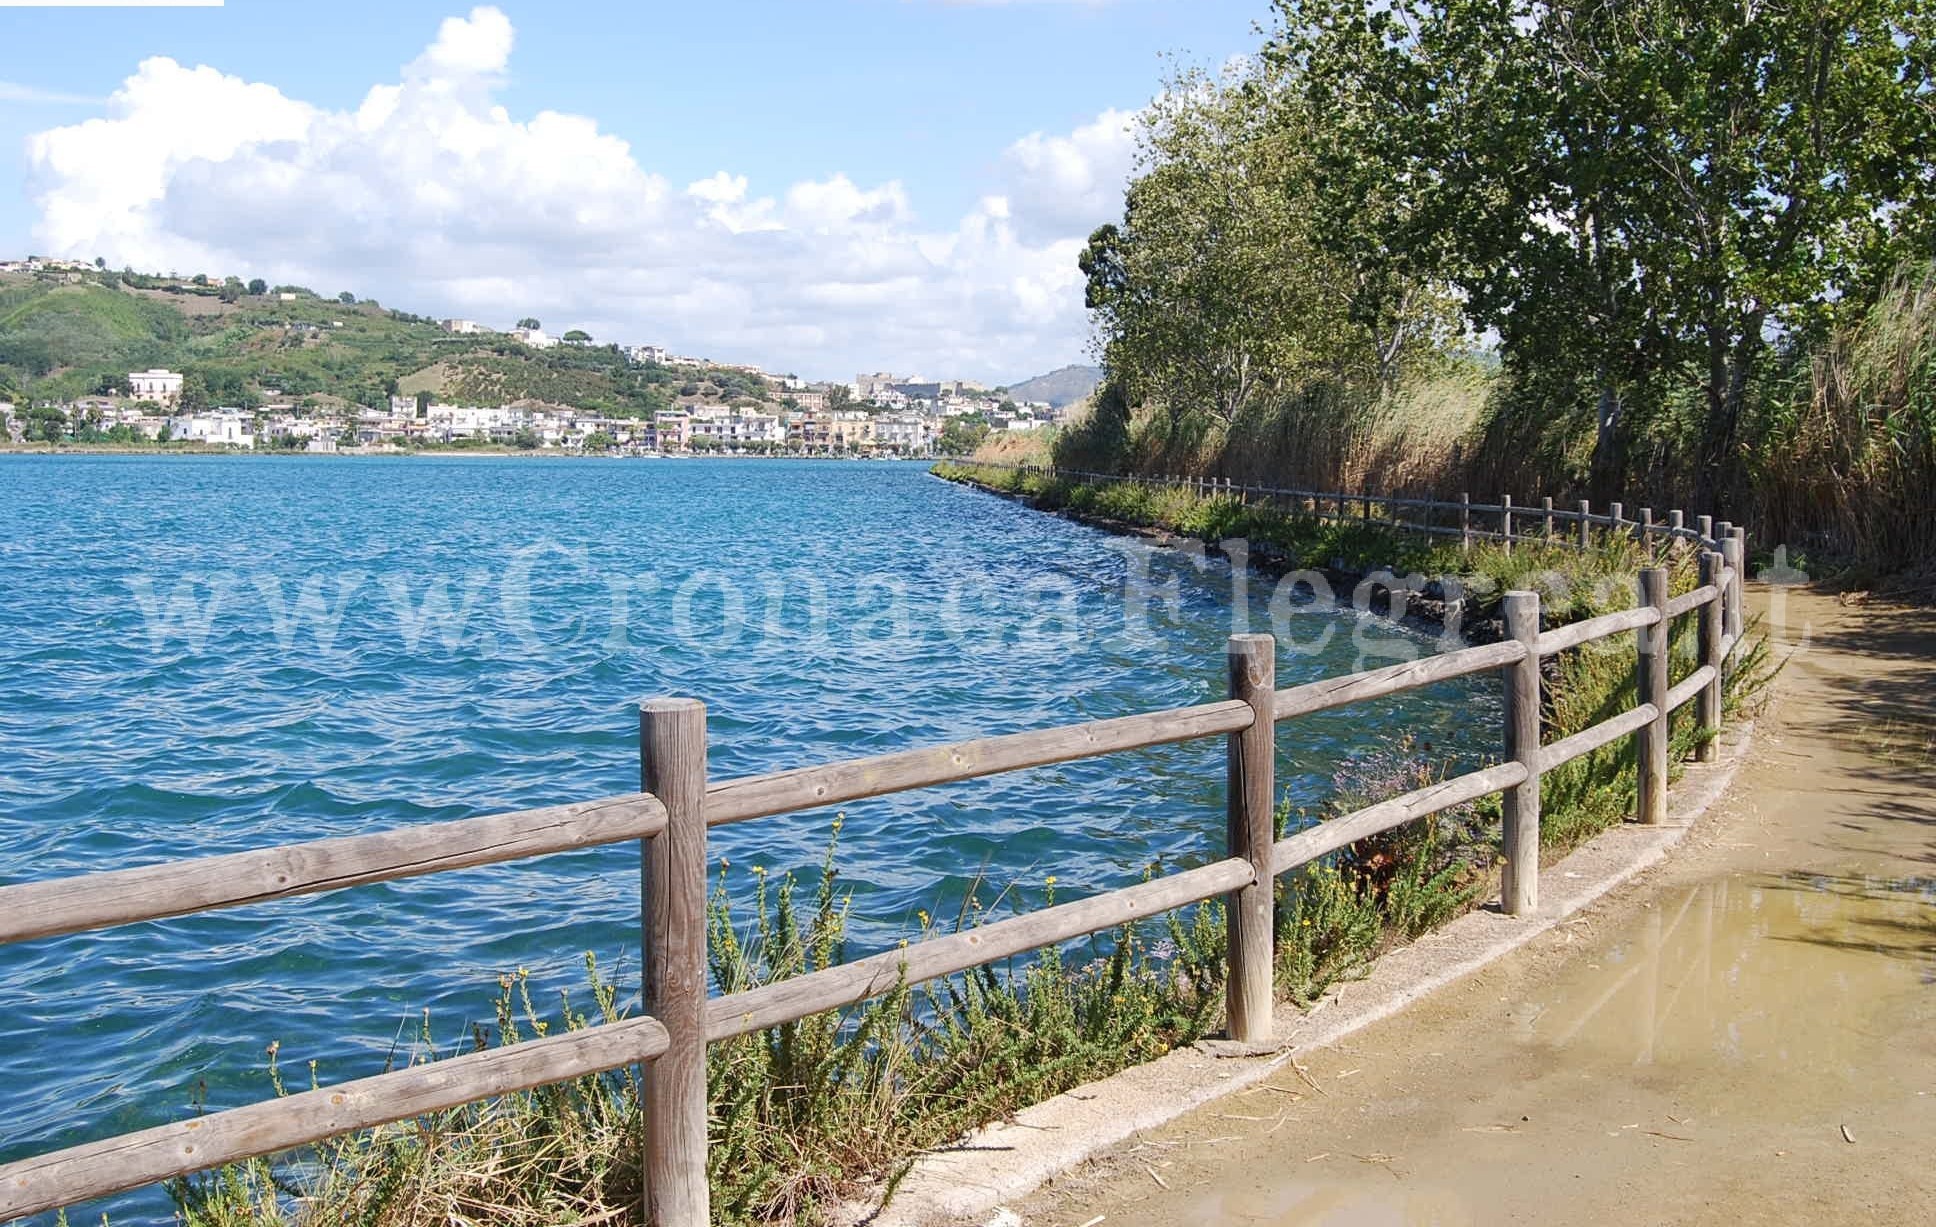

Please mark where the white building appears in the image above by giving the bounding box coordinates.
[427,404,527,442]
[624,344,667,365]
[168,411,255,449]
[440,319,485,334]
[510,327,558,350]
[873,414,936,454]
[688,409,783,449]
[128,369,184,407]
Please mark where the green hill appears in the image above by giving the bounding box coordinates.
[0,269,737,417]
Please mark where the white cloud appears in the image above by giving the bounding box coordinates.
[0,81,106,106]
[23,5,1128,380]
[999,107,1136,243]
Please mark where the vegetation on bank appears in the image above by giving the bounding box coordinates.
[934,459,1773,854]
[1067,0,1936,590]
[159,464,1768,1227]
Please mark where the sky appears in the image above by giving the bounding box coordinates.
[0,0,1274,383]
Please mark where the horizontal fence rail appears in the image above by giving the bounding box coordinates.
[0,469,1753,1226]
[0,792,671,947]
[0,1015,673,1219]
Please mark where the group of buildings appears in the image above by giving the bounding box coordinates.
[2,365,1065,455]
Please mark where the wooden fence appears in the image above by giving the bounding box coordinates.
[967,462,1733,558]
[0,479,1750,1225]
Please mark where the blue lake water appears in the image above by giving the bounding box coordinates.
[0,455,1497,1216]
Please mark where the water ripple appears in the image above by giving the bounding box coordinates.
[0,456,1497,1220]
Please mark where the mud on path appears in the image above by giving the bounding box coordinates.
[1010,588,1936,1227]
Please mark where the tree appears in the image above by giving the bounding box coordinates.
[338,291,356,304]
[1081,58,1386,428]
[178,372,211,413]
[247,279,268,296]
[93,257,105,269]
[938,414,992,455]
[826,384,853,412]
[191,273,209,287]
[584,430,616,451]
[1270,0,1936,501]
[27,405,66,443]
[517,317,541,330]
[563,329,592,343]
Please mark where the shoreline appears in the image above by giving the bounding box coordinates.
[931,462,1508,643]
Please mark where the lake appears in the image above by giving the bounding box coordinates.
[0,455,1495,1216]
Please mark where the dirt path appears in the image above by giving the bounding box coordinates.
[1011,588,1936,1227]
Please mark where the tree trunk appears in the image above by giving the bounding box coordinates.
[1697,313,1764,510]
[1588,365,1623,502]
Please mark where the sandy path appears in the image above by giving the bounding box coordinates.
[1012,588,1936,1226]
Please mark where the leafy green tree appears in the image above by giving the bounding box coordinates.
[178,371,211,413]
[938,414,991,455]
[247,279,267,296]
[517,317,541,330]
[338,291,356,304]
[1270,0,1936,499]
[563,329,591,343]
[1082,59,1386,427]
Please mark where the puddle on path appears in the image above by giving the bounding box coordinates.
[1518,871,1934,1071]
[1084,870,1934,1227]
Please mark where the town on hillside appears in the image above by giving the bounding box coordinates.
[0,256,1086,456]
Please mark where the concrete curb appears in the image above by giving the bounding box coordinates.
[856,720,1754,1227]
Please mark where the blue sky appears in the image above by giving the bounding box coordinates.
[0,0,1274,381]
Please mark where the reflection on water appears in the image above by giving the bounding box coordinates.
[1521,873,1934,1069]
[1163,870,1933,1227]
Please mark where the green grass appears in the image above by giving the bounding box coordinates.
[168,762,1498,1227]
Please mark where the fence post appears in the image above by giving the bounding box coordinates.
[640,698,710,1227]
[1226,634,1276,1045]
[1636,568,1669,825]
[1697,513,1713,543]
[1362,490,1372,524]
[1697,551,1724,763]
[1501,493,1514,554]
[1609,501,1624,540]
[1502,591,1542,916]
[1576,499,1591,550]
[1541,496,1554,541]
[1459,492,1472,553]
[1723,527,1746,653]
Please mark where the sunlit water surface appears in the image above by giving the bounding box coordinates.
[0,456,1496,1217]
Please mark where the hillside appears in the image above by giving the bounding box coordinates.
[0,269,753,417]
[1003,364,1100,408]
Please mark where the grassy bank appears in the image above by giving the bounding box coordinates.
[159,466,1768,1226]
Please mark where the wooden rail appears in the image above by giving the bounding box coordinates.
[0,472,1751,1225]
